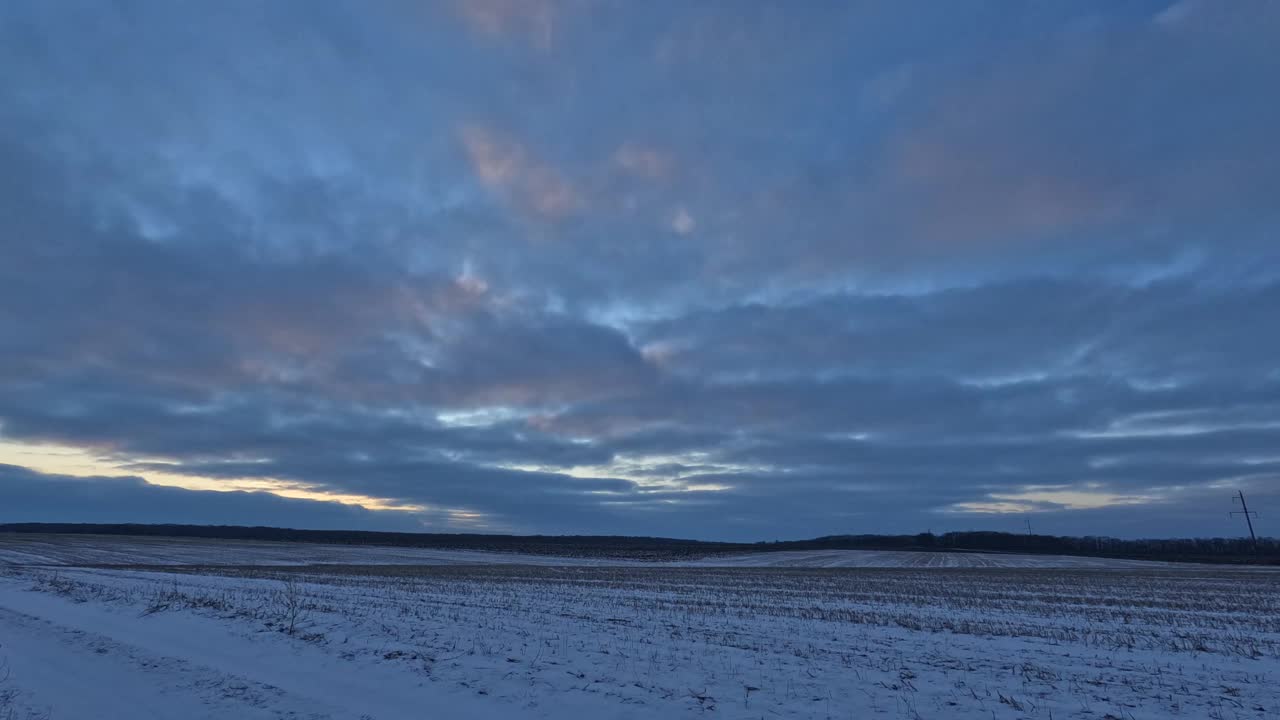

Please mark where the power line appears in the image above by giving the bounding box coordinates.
[1231,491,1259,553]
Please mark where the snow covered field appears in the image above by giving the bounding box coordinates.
[680,548,1189,569]
[0,533,615,567]
[0,533,1213,569]
[1,555,1277,719]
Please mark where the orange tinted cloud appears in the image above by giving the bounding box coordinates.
[454,0,557,51]
[461,125,581,220]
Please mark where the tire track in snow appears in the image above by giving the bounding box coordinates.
[0,582,497,720]
[0,604,329,720]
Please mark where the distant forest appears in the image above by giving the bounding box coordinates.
[1,523,1275,564]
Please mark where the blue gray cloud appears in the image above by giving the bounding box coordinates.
[0,0,1277,539]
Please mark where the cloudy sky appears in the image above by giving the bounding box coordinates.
[1,1,1277,540]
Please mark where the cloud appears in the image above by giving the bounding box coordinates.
[636,278,1280,384]
[0,1,1277,540]
[453,0,558,51]
[460,125,582,220]
[613,142,675,180]
[0,464,425,531]
[865,1,1280,260]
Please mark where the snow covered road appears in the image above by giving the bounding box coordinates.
[0,599,324,720]
[0,582,499,720]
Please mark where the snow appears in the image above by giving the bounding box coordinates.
[2,557,1278,720]
[0,533,1231,569]
[0,533,614,567]
[0,582,495,720]
[680,548,1195,568]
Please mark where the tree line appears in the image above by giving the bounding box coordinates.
[766,531,1279,564]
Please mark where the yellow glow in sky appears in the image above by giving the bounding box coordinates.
[0,439,426,512]
[949,487,1156,514]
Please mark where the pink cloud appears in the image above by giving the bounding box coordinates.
[460,124,581,220]
[454,0,558,51]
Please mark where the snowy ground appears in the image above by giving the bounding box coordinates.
[678,548,1191,569]
[0,533,616,567]
[1,558,1277,720]
[0,533,1219,569]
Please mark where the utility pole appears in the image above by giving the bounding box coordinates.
[1024,517,1033,536]
[1231,491,1259,553]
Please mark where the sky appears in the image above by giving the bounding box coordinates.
[1,0,1278,541]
